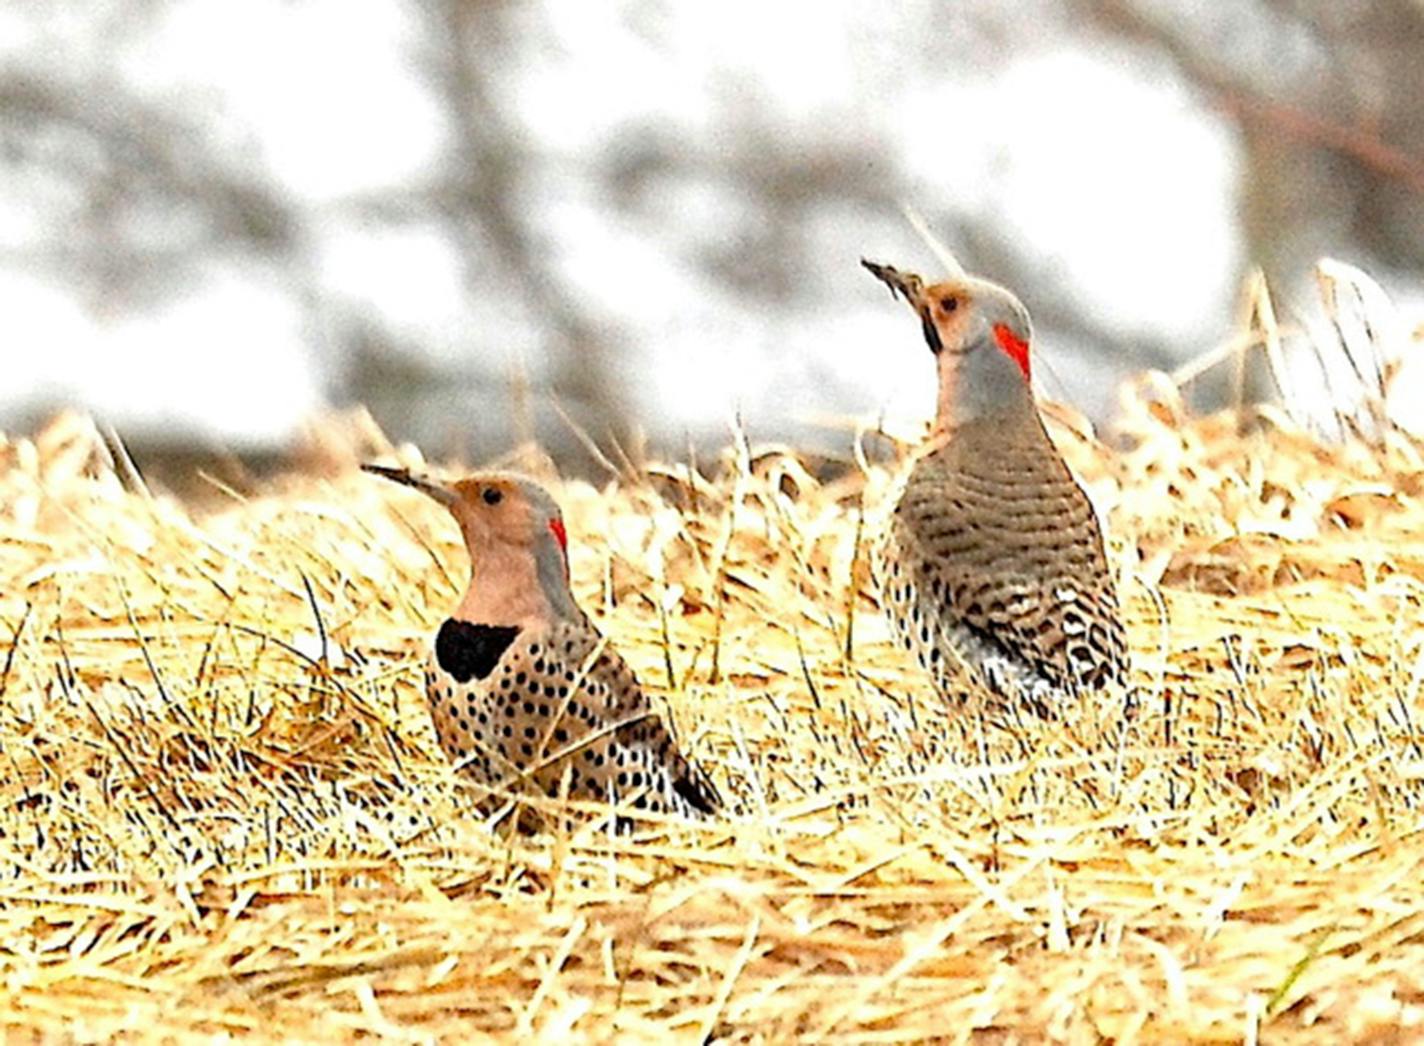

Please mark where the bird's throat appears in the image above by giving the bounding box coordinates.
[933,344,1037,436]
[454,543,551,627]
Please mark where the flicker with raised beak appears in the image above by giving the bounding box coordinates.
[861,252,1128,716]
[363,465,719,819]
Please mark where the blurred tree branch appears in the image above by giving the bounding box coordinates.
[1221,92,1424,197]
[1,71,298,304]
[409,0,632,459]
[1079,0,1424,284]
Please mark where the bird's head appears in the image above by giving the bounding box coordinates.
[862,255,1035,428]
[363,465,574,613]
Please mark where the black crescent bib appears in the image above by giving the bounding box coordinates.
[435,620,521,683]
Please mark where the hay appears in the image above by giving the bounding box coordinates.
[2,387,1424,1044]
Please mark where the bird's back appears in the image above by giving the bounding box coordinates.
[424,616,719,818]
[881,414,1127,712]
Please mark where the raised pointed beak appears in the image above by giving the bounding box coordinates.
[861,259,927,309]
[361,463,459,507]
[862,258,945,355]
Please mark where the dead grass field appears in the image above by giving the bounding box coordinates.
[2,376,1424,1042]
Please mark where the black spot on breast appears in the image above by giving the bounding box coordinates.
[436,620,520,683]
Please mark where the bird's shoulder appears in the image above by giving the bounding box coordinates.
[536,621,721,815]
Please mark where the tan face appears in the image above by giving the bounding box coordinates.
[364,465,578,621]
[863,258,1033,380]
[361,466,569,558]
[916,278,978,355]
[448,476,528,543]
[447,476,569,560]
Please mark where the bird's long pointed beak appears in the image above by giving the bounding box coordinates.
[861,259,926,309]
[361,463,459,507]
[863,258,946,355]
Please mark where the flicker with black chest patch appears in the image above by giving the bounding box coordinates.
[363,465,719,819]
[861,251,1128,717]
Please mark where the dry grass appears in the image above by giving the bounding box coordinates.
[3,371,1424,1043]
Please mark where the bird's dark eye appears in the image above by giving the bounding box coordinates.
[939,296,959,313]
[482,488,503,506]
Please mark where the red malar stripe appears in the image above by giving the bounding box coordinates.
[992,323,1031,380]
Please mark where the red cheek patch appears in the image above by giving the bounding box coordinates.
[992,324,1031,380]
[548,517,567,552]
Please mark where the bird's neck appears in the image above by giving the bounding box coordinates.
[924,402,1064,487]
[931,400,1039,441]
[452,541,577,627]
[933,348,1038,437]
